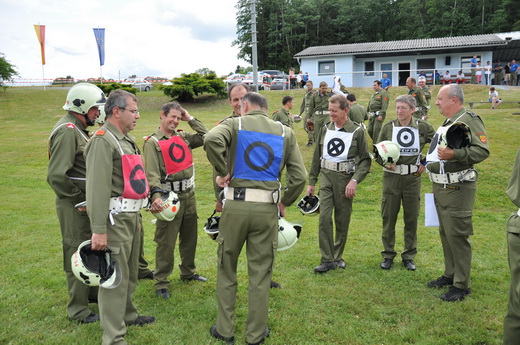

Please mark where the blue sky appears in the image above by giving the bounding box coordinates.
[0,0,246,81]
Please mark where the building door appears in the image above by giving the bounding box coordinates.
[398,63,410,86]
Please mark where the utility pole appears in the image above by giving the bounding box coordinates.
[251,0,258,92]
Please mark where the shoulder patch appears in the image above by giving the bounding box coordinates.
[476,131,487,143]
[95,129,105,136]
[66,123,75,129]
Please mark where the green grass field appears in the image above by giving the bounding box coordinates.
[1,84,519,344]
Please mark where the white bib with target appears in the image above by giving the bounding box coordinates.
[392,123,420,157]
[322,127,359,162]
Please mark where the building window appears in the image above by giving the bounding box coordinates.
[365,61,375,76]
[381,63,392,81]
[318,61,335,75]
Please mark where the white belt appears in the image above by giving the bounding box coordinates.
[321,159,356,173]
[428,168,477,184]
[225,187,280,204]
[317,110,330,115]
[368,111,379,117]
[384,164,419,175]
[109,197,148,212]
[161,176,194,192]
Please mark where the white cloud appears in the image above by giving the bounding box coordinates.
[0,0,248,82]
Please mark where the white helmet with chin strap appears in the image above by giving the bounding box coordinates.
[277,217,302,251]
[63,83,106,126]
[149,188,180,222]
[71,240,121,289]
[373,140,401,167]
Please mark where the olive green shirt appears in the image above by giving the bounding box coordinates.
[143,118,207,201]
[426,108,490,174]
[48,113,90,204]
[272,108,293,128]
[376,118,435,166]
[421,85,432,105]
[507,147,520,208]
[307,91,332,122]
[367,89,389,120]
[348,103,368,125]
[204,109,307,207]
[309,120,371,185]
[408,86,428,113]
[84,122,142,235]
[299,89,316,115]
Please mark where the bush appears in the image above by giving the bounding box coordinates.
[162,73,226,102]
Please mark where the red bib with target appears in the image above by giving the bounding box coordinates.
[157,136,193,175]
[121,154,149,199]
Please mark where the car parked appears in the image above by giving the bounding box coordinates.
[260,70,283,78]
[122,77,152,92]
[224,74,245,84]
[270,77,288,90]
[241,74,272,90]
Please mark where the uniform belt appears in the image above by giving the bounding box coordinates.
[428,168,477,184]
[384,164,419,175]
[317,110,330,115]
[225,187,280,204]
[161,176,194,192]
[109,197,148,212]
[368,111,379,117]
[321,158,356,173]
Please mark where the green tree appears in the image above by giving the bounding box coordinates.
[0,53,19,90]
[162,73,226,102]
[195,67,216,76]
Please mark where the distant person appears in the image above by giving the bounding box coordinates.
[443,71,452,85]
[510,60,518,86]
[418,76,431,120]
[367,80,389,142]
[456,71,465,84]
[484,61,492,85]
[494,60,504,85]
[381,73,392,90]
[418,71,427,79]
[489,87,502,109]
[299,80,316,147]
[332,76,347,97]
[470,55,478,84]
[307,81,332,143]
[272,95,295,128]
[475,63,482,84]
[297,71,303,88]
[505,62,512,85]
[503,146,520,345]
[406,77,428,119]
[434,70,440,85]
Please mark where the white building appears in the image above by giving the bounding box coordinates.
[294,32,520,87]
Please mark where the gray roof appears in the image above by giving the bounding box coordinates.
[294,34,506,58]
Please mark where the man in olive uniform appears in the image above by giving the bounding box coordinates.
[346,93,368,126]
[375,95,435,271]
[307,81,332,143]
[86,90,155,345]
[299,80,316,146]
[418,76,431,120]
[406,77,428,120]
[307,95,371,273]
[48,83,105,324]
[504,146,520,344]
[426,84,489,302]
[272,95,294,128]
[143,101,208,299]
[367,80,389,143]
[204,92,306,345]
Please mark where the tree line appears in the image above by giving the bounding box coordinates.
[233,0,519,72]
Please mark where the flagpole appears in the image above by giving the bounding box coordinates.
[42,65,46,91]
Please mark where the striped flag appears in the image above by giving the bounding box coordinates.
[33,25,46,65]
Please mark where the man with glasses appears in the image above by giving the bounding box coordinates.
[375,95,435,271]
[85,90,155,345]
[143,101,208,299]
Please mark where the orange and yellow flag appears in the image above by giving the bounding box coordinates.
[33,25,46,65]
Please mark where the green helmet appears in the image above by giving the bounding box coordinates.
[374,140,401,167]
[277,217,302,251]
[63,83,106,115]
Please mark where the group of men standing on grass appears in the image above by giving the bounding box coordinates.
[48,78,520,344]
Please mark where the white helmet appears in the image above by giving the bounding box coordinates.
[71,240,121,289]
[296,194,320,216]
[374,141,401,167]
[277,217,302,251]
[293,114,302,123]
[63,83,106,115]
[151,191,180,222]
[203,210,220,240]
[96,104,106,125]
